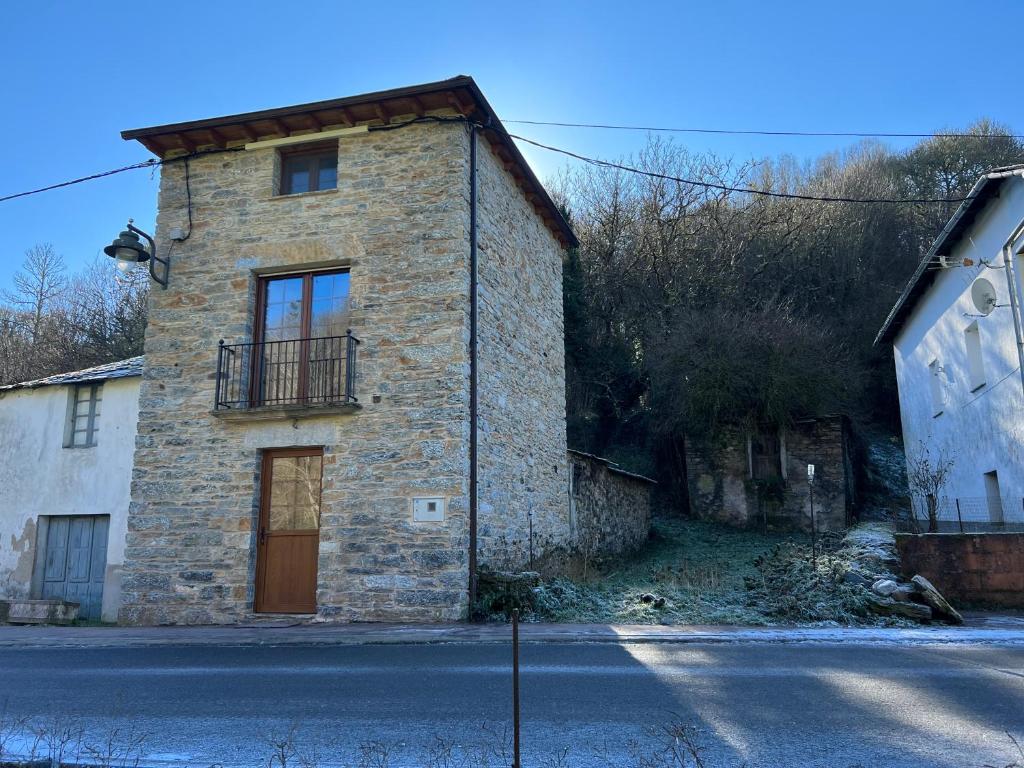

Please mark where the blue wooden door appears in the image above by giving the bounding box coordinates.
[41,515,109,621]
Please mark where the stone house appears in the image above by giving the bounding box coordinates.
[877,166,1024,530]
[684,416,853,532]
[0,358,142,622]
[114,76,592,624]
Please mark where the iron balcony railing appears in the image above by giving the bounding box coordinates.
[214,331,360,411]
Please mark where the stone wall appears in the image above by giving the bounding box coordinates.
[473,130,570,568]
[569,451,653,557]
[895,533,1024,608]
[685,416,850,532]
[123,120,474,624]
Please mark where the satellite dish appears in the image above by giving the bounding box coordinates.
[971,278,997,316]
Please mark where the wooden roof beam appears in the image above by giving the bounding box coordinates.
[339,107,356,127]
[410,96,425,117]
[177,133,196,153]
[446,91,473,116]
[306,112,323,130]
[237,123,257,142]
[374,103,390,124]
[206,127,227,148]
[270,118,290,137]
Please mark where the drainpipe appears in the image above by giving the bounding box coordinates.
[1000,213,1024,396]
[468,123,479,615]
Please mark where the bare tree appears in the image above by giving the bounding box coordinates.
[3,244,66,347]
[905,440,956,533]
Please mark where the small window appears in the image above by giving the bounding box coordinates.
[279,144,337,195]
[66,383,101,448]
[750,430,783,480]
[965,321,985,391]
[929,359,944,416]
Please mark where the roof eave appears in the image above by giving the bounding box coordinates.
[121,76,578,249]
[874,167,1024,346]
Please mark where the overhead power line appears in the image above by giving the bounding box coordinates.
[0,120,978,207]
[506,133,972,204]
[0,159,159,204]
[503,119,1024,141]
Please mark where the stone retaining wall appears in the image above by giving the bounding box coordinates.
[895,533,1024,608]
[685,416,850,532]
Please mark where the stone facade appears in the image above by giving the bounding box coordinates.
[685,416,851,532]
[120,112,570,624]
[475,131,569,566]
[568,451,654,557]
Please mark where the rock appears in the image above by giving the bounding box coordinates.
[5,599,79,625]
[911,575,964,625]
[872,579,899,597]
[843,569,872,587]
[640,593,655,604]
[891,584,916,602]
[866,595,932,622]
[653,596,667,609]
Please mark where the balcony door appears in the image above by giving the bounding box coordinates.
[255,448,324,613]
[256,270,350,406]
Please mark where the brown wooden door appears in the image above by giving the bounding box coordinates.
[255,448,323,613]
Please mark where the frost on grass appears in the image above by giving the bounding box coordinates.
[485,518,910,627]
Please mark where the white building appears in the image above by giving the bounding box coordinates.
[0,358,141,621]
[877,165,1024,528]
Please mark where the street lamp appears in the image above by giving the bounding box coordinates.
[103,220,169,288]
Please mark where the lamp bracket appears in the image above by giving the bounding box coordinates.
[127,222,169,289]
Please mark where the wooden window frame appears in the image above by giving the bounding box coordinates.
[278,142,338,196]
[65,383,102,449]
[254,267,351,343]
[251,268,350,405]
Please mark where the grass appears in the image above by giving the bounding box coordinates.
[531,518,802,626]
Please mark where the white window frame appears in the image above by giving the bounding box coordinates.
[928,359,944,417]
[964,321,986,392]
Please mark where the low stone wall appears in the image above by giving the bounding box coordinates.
[568,450,654,557]
[895,533,1024,608]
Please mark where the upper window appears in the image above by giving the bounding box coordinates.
[928,359,945,416]
[965,321,986,391]
[66,383,102,448]
[279,144,337,195]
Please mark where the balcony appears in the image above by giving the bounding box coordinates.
[213,332,360,420]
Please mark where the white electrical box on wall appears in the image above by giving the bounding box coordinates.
[412,497,445,522]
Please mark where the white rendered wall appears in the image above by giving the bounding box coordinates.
[0,377,139,621]
[894,176,1024,519]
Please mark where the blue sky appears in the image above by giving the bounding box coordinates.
[1,0,1022,288]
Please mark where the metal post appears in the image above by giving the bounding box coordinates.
[1000,242,1024,397]
[215,339,224,409]
[528,509,534,571]
[808,480,817,564]
[512,608,521,768]
[956,498,964,533]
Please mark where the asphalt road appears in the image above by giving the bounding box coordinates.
[2,641,1024,767]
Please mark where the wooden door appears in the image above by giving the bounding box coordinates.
[41,515,109,621]
[255,448,323,613]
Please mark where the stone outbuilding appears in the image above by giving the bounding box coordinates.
[685,416,853,532]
